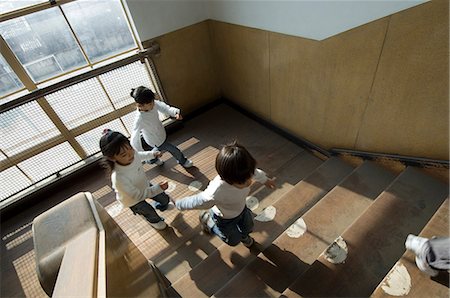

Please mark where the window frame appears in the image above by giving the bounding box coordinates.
[0,0,167,205]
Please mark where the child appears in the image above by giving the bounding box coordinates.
[99,129,171,230]
[129,86,193,168]
[173,142,276,247]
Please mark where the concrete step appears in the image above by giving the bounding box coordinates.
[170,157,354,297]
[282,167,448,297]
[371,197,449,298]
[213,161,397,297]
[155,150,323,284]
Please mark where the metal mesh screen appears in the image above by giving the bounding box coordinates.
[0,101,60,156]
[17,142,80,182]
[120,111,137,134]
[46,78,114,129]
[76,119,128,156]
[0,167,32,200]
[99,61,154,109]
[0,151,6,162]
[1,59,162,202]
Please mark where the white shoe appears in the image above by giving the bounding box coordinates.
[405,234,428,254]
[182,159,193,168]
[405,234,438,276]
[150,220,167,230]
[154,158,164,166]
[199,210,215,234]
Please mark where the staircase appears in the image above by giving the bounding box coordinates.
[154,152,448,297]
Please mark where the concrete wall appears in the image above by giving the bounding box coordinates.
[210,0,448,159]
[207,0,427,40]
[125,0,208,42]
[126,0,448,160]
[147,21,221,115]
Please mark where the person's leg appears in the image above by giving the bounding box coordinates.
[238,207,255,247]
[213,213,243,247]
[140,136,164,165]
[158,140,187,165]
[150,186,171,211]
[130,200,161,223]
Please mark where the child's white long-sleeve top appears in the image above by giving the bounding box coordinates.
[112,151,164,207]
[130,100,180,151]
[175,169,268,219]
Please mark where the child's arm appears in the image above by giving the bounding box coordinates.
[114,175,165,204]
[174,192,215,211]
[253,168,276,189]
[136,150,162,162]
[130,117,144,151]
[154,100,181,119]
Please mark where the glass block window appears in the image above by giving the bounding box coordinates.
[18,142,80,182]
[99,61,154,109]
[0,166,33,201]
[76,119,128,156]
[62,0,136,63]
[46,78,113,129]
[0,55,24,97]
[0,7,87,82]
[0,101,60,156]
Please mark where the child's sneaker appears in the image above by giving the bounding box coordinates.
[182,159,193,168]
[199,210,215,234]
[150,220,167,230]
[241,236,254,247]
[154,158,164,166]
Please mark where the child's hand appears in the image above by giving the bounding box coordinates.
[175,114,183,120]
[264,177,276,189]
[150,147,162,158]
[159,181,169,190]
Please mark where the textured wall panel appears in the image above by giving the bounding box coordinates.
[210,21,270,119]
[355,0,449,159]
[269,19,388,149]
[151,21,220,115]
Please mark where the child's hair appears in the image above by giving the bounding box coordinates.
[99,129,130,172]
[130,86,155,104]
[215,141,256,185]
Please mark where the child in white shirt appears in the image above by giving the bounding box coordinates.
[129,86,193,168]
[174,142,275,247]
[99,129,170,230]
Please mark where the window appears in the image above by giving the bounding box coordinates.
[62,0,136,63]
[0,0,47,14]
[0,55,23,97]
[0,8,87,82]
[0,0,161,203]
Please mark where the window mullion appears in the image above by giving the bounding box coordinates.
[95,76,131,136]
[0,0,77,23]
[58,6,93,68]
[0,35,36,91]
[1,35,87,159]
[0,148,35,183]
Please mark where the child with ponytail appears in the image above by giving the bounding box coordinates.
[129,86,193,168]
[99,129,171,230]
